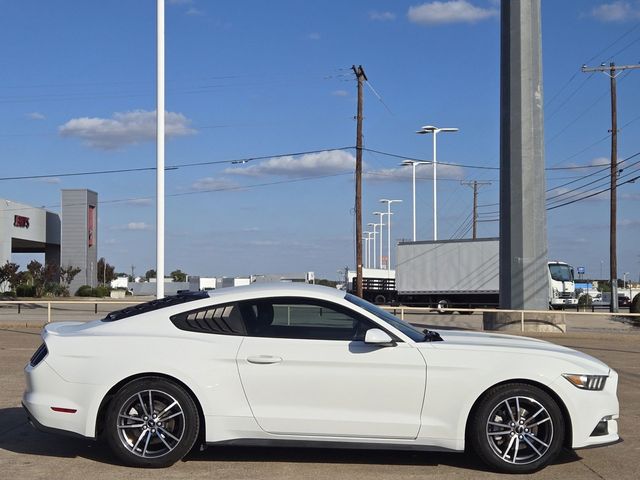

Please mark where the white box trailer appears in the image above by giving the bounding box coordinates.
[396,238,578,310]
[396,238,499,309]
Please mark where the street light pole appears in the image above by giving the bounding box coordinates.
[417,125,458,241]
[380,199,402,271]
[367,223,378,269]
[363,232,372,269]
[373,212,385,269]
[156,0,165,299]
[401,160,429,241]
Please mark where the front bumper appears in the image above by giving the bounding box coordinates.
[552,369,620,449]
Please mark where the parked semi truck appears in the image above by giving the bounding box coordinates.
[349,238,578,310]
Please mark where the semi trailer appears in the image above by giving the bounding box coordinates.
[349,238,577,310]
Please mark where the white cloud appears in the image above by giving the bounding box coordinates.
[59,110,196,150]
[123,198,153,207]
[125,222,152,231]
[369,11,396,21]
[619,218,640,228]
[408,1,498,25]
[331,89,349,97]
[26,112,45,120]
[365,163,464,182]
[307,32,321,40]
[590,1,640,22]
[186,7,204,16]
[224,150,355,178]
[190,177,238,191]
[621,192,640,201]
[548,187,608,202]
[34,177,61,184]
[590,156,610,166]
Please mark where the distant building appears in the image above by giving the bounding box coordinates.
[0,189,97,293]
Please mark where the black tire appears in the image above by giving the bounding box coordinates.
[105,377,200,468]
[469,383,565,474]
[374,294,386,305]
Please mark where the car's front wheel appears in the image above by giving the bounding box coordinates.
[105,377,200,467]
[469,383,565,473]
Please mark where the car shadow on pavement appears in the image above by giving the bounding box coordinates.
[0,407,121,466]
[0,407,582,471]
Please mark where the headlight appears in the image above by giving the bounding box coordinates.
[562,373,607,391]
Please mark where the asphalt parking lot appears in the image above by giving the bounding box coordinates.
[1,325,638,480]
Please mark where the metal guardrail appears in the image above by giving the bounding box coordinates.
[0,300,144,324]
[1,300,638,332]
[382,305,640,332]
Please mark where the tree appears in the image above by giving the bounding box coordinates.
[170,269,187,282]
[60,265,81,289]
[27,260,58,297]
[0,261,20,292]
[145,269,156,281]
[97,258,116,285]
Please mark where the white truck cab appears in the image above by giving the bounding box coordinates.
[548,261,578,309]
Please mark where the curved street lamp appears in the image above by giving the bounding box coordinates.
[417,125,459,241]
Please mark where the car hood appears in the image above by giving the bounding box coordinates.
[423,329,610,374]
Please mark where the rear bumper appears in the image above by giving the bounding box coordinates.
[22,401,91,440]
[23,360,99,439]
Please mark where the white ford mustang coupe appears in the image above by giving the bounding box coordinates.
[23,284,619,473]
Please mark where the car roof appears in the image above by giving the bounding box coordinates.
[206,282,347,303]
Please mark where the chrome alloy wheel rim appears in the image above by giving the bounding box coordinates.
[485,396,554,465]
[116,389,185,458]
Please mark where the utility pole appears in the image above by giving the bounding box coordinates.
[461,180,492,239]
[352,65,367,298]
[582,62,640,313]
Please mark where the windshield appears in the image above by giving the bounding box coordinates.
[345,293,427,342]
[549,264,574,282]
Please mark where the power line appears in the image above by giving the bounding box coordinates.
[0,147,355,182]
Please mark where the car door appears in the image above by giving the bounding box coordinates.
[235,297,426,439]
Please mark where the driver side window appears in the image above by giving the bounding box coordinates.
[239,297,377,341]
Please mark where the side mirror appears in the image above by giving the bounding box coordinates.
[364,328,396,347]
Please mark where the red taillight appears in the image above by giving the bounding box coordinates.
[51,407,77,414]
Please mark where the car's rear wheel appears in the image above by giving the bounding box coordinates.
[469,383,565,474]
[105,377,200,467]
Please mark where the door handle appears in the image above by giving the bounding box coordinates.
[246,355,283,365]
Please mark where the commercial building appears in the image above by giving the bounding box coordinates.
[0,189,98,293]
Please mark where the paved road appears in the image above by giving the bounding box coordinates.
[0,327,638,479]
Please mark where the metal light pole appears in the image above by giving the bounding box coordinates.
[373,212,385,269]
[156,0,165,299]
[364,232,373,268]
[417,125,458,241]
[380,199,402,271]
[401,160,430,241]
[367,223,378,269]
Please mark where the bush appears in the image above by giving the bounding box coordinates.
[16,285,37,297]
[75,285,111,297]
[75,285,94,297]
[94,286,110,298]
[632,293,640,314]
[44,282,70,297]
[576,294,593,312]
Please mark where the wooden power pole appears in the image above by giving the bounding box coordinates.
[461,180,491,239]
[352,65,366,298]
[582,62,640,313]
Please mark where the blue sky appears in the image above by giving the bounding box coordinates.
[1,0,639,281]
